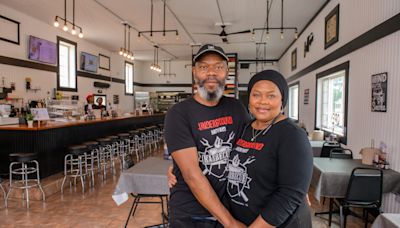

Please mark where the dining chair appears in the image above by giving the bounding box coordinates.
[338,167,383,228]
[320,141,341,157]
[330,148,353,159]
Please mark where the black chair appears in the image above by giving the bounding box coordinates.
[338,167,383,228]
[330,148,353,159]
[320,141,341,157]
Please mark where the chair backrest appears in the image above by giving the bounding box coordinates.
[320,141,341,157]
[330,148,353,159]
[345,167,383,207]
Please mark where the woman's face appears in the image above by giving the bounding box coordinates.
[249,80,282,123]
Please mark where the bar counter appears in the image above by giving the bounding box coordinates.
[0,113,165,178]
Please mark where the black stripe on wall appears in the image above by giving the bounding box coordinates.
[287,12,400,82]
[133,82,191,87]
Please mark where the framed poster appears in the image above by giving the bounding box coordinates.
[291,48,297,71]
[371,72,387,112]
[0,15,20,45]
[99,54,110,70]
[304,89,309,105]
[324,5,339,49]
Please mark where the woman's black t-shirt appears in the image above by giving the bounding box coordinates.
[227,118,313,226]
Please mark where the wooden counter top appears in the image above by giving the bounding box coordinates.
[0,113,165,131]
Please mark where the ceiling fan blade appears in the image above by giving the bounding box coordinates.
[193,32,221,36]
[226,30,252,35]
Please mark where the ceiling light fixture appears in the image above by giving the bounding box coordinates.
[252,0,297,40]
[150,45,161,72]
[119,23,134,61]
[53,0,84,38]
[138,0,179,41]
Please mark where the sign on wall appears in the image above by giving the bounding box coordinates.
[304,89,310,105]
[371,72,387,112]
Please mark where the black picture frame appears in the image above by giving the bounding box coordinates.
[99,54,111,70]
[371,72,388,112]
[304,89,310,105]
[291,48,297,71]
[0,15,20,45]
[324,4,339,49]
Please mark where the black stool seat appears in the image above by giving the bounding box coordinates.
[97,137,111,146]
[118,133,130,140]
[69,145,87,156]
[83,141,99,151]
[9,153,37,163]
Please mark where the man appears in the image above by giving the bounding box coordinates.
[164,44,249,227]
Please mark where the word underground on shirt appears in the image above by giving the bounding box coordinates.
[236,139,264,151]
[198,116,233,131]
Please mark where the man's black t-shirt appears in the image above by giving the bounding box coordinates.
[164,96,249,217]
[227,118,313,226]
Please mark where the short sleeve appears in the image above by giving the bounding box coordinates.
[164,104,196,153]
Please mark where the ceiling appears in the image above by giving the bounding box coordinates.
[1,0,327,61]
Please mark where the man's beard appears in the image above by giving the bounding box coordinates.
[196,76,225,101]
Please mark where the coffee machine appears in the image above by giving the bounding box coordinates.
[0,104,19,125]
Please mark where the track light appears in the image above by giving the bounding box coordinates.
[53,18,59,27]
[53,0,84,38]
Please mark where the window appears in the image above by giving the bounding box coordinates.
[315,62,349,143]
[288,82,299,121]
[125,61,134,94]
[57,37,77,91]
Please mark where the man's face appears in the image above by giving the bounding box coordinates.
[193,53,228,101]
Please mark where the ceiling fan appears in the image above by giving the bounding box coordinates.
[194,25,251,43]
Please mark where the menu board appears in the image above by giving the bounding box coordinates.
[224,53,238,98]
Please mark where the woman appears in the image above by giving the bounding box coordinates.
[226,70,313,227]
[168,70,313,227]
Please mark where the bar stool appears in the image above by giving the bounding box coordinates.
[129,130,142,163]
[117,133,131,170]
[97,137,113,179]
[106,135,120,173]
[82,141,100,187]
[61,145,88,194]
[0,178,5,201]
[5,153,45,208]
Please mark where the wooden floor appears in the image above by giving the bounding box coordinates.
[0,150,371,228]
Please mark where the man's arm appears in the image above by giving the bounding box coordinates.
[249,216,275,228]
[172,147,245,228]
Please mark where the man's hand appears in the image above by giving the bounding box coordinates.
[228,219,247,228]
[167,165,177,188]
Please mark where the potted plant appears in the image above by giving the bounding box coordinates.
[26,113,34,128]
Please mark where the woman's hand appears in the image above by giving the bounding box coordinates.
[167,165,177,188]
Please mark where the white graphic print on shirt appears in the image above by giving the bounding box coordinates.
[199,131,235,179]
[227,154,255,206]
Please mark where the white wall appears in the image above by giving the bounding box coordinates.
[279,0,400,212]
[0,3,135,113]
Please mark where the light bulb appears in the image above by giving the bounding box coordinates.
[162,36,166,41]
[150,65,154,70]
[176,35,180,40]
[131,56,134,60]
[63,25,68,32]
[280,32,284,39]
[54,21,59,27]
[78,32,84,38]
[119,49,123,55]
[71,29,77,35]
[123,52,127,57]
[294,32,298,39]
[266,31,270,39]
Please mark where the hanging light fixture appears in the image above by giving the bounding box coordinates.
[252,0,297,40]
[119,23,134,61]
[138,0,179,41]
[53,0,84,38]
[150,46,161,72]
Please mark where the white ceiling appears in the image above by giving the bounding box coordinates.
[1,0,327,61]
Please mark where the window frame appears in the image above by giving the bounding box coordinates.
[125,61,134,95]
[57,36,77,92]
[288,81,300,122]
[314,61,349,144]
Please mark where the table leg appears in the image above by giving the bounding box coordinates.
[125,194,139,228]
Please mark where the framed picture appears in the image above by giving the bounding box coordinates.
[99,54,110,70]
[291,48,297,71]
[304,89,309,105]
[80,52,98,73]
[371,72,388,112]
[0,15,20,45]
[324,4,339,49]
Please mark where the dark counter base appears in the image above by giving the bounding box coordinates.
[0,115,164,178]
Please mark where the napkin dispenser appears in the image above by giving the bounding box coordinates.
[359,147,382,165]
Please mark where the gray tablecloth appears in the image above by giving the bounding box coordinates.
[114,157,172,196]
[311,158,400,201]
[372,213,400,228]
[310,140,324,157]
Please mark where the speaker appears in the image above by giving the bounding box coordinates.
[93,81,110,88]
[240,63,250,69]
